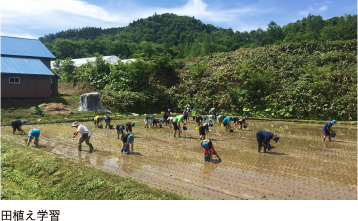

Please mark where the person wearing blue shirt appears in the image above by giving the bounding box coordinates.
[323,120,336,141]
[222,116,231,131]
[27,129,40,147]
[256,130,280,153]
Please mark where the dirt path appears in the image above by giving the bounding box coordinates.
[2,119,356,199]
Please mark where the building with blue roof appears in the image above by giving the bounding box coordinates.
[1,36,59,98]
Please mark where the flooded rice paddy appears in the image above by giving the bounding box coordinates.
[2,119,357,199]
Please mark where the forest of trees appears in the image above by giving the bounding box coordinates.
[40,13,357,60]
[49,13,357,120]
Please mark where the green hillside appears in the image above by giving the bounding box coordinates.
[40,13,357,59]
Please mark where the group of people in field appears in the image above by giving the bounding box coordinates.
[12,104,338,162]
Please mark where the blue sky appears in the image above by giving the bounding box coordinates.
[0,0,356,39]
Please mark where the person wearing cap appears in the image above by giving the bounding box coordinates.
[209,108,216,116]
[104,116,112,129]
[121,133,134,154]
[222,116,231,131]
[72,121,94,153]
[11,119,27,135]
[232,117,239,127]
[183,109,189,124]
[151,118,162,128]
[202,116,207,125]
[27,129,40,147]
[323,120,337,141]
[116,123,125,139]
[199,122,213,140]
[191,108,197,121]
[237,116,248,130]
[144,116,150,128]
[201,139,221,162]
[93,116,102,128]
[167,116,174,128]
[196,115,203,126]
[126,122,135,133]
[208,114,214,123]
[172,114,184,137]
[34,104,43,115]
[217,115,224,127]
[256,130,279,153]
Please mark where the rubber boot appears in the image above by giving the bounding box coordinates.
[89,144,94,153]
[78,145,82,151]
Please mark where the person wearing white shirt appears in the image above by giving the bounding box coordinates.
[72,121,94,153]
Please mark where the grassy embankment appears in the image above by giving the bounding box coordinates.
[1,139,190,200]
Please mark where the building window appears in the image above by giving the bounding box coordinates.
[9,77,20,84]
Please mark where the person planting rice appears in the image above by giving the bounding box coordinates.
[72,121,94,153]
[183,109,189,124]
[121,133,134,154]
[27,129,40,147]
[172,114,184,137]
[323,120,337,141]
[104,116,112,128]
[144,116,150,128]
[93,116,102,128]
[11,119,27,135]
[199,122,213,140]
[152,118,163,128]
[217,115,224,127]
[34,104,43,115]
[201,139,221,162]
[163,112,168,125]
[208,114,214,123]
[116,123,125,139]
[238,116,248,130]
[196,115,203,126]
[191,108,197,120]
[232,117,239,126]
[126,122,135,133]
[167,116,174,128]
[222,116,231,131]
[202,116,207,125]
[256,130,279,153]
[209,107,216,116]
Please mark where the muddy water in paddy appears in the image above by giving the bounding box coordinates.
[2,119,356,199]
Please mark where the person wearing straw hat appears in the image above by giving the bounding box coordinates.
[323,120,337,141]
[72,121,94,153]
[116,123,125,139]
[256,130,279,153]
[27,128,40,147]
[11,119,27,135]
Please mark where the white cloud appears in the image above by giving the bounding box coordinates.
[318,5,328,12]
[0,0,280,38]
[297,2,330,17]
